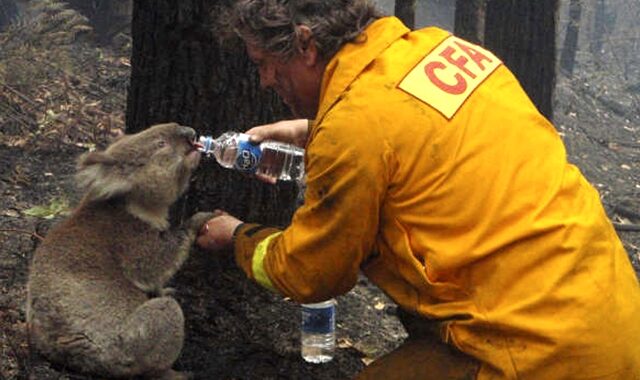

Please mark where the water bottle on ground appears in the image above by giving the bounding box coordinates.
[301,299,336,363]
[197,131,305,182]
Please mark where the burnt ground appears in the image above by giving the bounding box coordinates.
[1,74,639,380]
[0,143,406,380]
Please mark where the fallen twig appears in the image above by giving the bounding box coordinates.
[613,223,640,232]
[0,83,39,107]
[0,229,44,241]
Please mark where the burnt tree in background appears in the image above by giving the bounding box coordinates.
[0,0,17,30]
[559,0,582,77]
[454,0,485,44]
[589,0,616,66]
[484,0,558,120]
[126,0,296,227]
[394,0,416,29]
[590,0,606,58]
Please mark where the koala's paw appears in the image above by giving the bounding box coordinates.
[186,211,216,233]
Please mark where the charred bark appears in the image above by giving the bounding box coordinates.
[484,0,558,120]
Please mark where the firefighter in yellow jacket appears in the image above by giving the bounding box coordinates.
[197,0,640,379]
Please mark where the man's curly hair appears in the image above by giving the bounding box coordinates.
[232,0,383,60]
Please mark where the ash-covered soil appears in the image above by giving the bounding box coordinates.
[0,145,406,380]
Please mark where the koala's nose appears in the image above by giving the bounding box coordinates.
[178,126,197,141]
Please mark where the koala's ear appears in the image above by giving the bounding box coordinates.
[76,151,133,202]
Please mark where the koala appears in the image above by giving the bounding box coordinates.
[26,123,213,380]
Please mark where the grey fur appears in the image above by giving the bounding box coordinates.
[26,123,213,379]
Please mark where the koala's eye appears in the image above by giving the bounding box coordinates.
[156,140,167,149]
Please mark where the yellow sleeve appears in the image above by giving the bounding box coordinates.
[233,112,390,304]
[233,223,281,289]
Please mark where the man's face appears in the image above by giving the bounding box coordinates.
[246,41,323,119]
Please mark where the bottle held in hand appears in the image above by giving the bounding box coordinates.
[197,132,305,182]
[301,299,336,364]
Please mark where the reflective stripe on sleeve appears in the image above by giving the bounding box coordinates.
[252,232,281,291]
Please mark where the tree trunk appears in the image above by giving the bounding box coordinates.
[590,0,611,66]
[0,0,17,30]
[559,0,582,77]
[127,0,296,227]
[65,0,132,44]
[484,0,558,120]
[394,0,416,29]
[454,0,485,44]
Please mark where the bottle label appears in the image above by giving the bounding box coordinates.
[235,139,262,173]
[301,304,335,334]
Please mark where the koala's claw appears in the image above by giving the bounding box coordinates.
[147,286,176,298]
[187,212,216,233]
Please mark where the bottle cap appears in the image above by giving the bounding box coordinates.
[197,136,212,154]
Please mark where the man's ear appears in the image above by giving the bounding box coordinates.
[296,25,318,66]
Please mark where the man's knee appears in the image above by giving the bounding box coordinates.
[356,337,479,380]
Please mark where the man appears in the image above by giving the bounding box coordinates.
[197,0,640,378]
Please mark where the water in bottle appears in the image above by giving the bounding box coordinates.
[197,132,305,182]
[301,299,336,363]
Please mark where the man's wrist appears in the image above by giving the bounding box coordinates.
[231,222,245,244]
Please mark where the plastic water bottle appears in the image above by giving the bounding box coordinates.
[301,299,336,363]
[197,132,305,182]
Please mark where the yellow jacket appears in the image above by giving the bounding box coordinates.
[234,17,640,379]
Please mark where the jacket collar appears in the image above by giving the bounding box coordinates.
[314,17,410,125]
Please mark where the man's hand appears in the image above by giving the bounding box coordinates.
[245,119,310,148]
[196,210,244,251]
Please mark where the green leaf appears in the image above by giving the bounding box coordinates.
[23,198,70,219]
